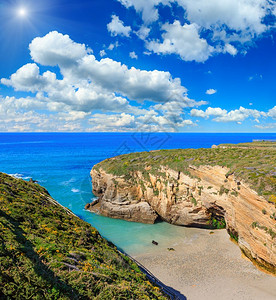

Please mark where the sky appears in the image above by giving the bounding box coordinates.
[0,0,275,132]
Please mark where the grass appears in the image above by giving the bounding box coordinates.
[94,141,276,201]
[0,173,166,299]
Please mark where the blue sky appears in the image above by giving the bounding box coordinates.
[0,0,275,132]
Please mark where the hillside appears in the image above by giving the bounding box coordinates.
[0,173,166,299]
[88,142,276,273]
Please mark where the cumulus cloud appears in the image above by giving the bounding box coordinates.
[206,89,217,95]
[268,106,276,119]
[146,21,213,62]
[3,32,200,108]
[0,96,87,132]
[129,51,138,59]
[89,113,136,131]
[255,123,276,129]
[117,0,275,61]
[223,43,238,56]
[191,107,227,118]
[88,108,196,132]
[99,50,107,57]
[29,31,88,67]
[1,31,205,131]
[178,0,271,36]
[1,63,54,92]
[136,25,151,40]
[191,106,267,123]
[107,15,132,37]
[3,31,274,132]
[108,41,119,50]
[119,0,274,35]
[118,0,170,23]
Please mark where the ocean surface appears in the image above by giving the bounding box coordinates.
[0,132,275,255]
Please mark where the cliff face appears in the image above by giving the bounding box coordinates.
[89,164,276,273]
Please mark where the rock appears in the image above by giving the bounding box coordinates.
[89,169,158,223]
[29,178,38,183]
[88,164,276,273]
[85,203,91,210]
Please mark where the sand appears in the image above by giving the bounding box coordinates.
[133,228,276,300]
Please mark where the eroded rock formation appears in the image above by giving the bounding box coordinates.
[87,164,276,273]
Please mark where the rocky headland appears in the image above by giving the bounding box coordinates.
[86,142,276,274]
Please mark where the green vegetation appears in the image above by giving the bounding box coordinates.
[0,173,166,299]
[219,185,230,196]
[208,218,226,229]
[228,230,239,243]
[95,141,276,201]
[251,221,276,240]
[190,195,197,206]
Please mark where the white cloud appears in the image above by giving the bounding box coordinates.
[71,56,191,104]
[146,21,214,62]
[117,0,275,61]
[99,50,107,57]
[118,0,170,23]
[29,31,88,67]
[88,110,196,132]
[1,63,54,92]
[0,96,87,132]
[108,41,119,50]
[1,31,206,132]
[268,106,276,119]
[223,43,238,56]
[206,89,217,95]
[255,123,276,129]
[5,31,275,132]
[89,113,136,131]
[191,106,267,123]
[136,25,150,40]
[191,107,226,118]
[107,15,131,37]
[129,51,138,59]
[178,0,270,36]
[3,31,201,109]
[121,0,274,38]
[249,74,263,81]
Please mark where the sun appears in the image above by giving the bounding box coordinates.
[17,7,28,17]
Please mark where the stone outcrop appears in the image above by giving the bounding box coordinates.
[88,164,276,273]
[89,168,158,223]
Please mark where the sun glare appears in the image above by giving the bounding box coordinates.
[18,7,27,17]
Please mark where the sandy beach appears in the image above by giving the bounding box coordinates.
[133,228,276,300]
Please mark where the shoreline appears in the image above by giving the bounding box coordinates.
[132,228,276,300]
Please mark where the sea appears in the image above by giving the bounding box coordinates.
[0,132,275,255]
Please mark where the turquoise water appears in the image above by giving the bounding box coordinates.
[0,133,275,255]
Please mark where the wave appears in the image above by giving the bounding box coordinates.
[60,177,76,186]
[8,173,31,180]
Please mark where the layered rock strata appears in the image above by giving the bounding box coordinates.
[87,164,276,273]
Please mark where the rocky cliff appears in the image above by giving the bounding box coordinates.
[86,143,276,273]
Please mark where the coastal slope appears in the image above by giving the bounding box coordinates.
[0,173,166,299]
[87,142,276,273]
